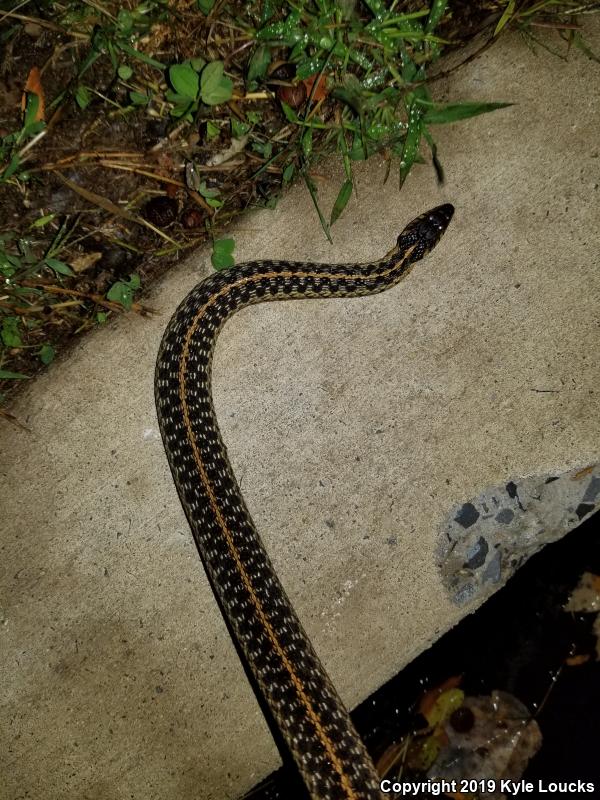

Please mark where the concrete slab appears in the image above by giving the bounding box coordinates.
[2,20,600,800]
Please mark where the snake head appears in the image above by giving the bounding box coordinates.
[396,204,454,260]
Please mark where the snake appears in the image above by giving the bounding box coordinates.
[154,203,454,800]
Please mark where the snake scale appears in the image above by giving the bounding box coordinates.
[154,203,454,800]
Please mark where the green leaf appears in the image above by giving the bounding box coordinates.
[330,179,353,226]
[424,688,465,727]
[211,238,235,270]
[282,162,295,183]
[231,118,250,138]
[115,41,165,70]
[191,57,207,72]
[301,128,313,159]
[252,140,272,159]
[399,100,423,188]
[118,64,133,80]
[426,0,448,33]
[129,90,150,106]
[23,92,39,128]
[280,101,298,123]
[1,316,23,347]
[106,283,132,308]
[0,368,29,379]
[30,213,56,228]
[200,61,233,105]
[107,274,140,310]
[44,257,74,276]
[198,180,220,199]
[116,8,133,35]
[22,94,46,139]
[1,154,21,182]
[303,172,331,243]
[0,251,19,277]
[165,91,194,117]
[257,10,301,44]
[247,45,271,85]
[22,120,45,140]
[169,62,200,100]
[197,0,215,13]
[421,100,512,124]
[494,0,516,36]
[332,76,365,116]
[206,120,220,139]
[75,85,91,110]
[39,343,55,365]
[96,311,108,324]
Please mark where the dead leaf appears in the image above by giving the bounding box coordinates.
[375,741,403,777]
[70,252,103,273]
[22,66,45,121]
[564,572,600,613]
[565,654,590,667]
[303,72,329,102]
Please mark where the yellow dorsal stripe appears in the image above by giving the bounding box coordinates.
[176,256,414,798]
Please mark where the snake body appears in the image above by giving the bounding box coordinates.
[154,204,454,800]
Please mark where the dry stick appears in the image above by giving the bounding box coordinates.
[20,282,157,316]
[0,10,88,38]
[97,162,215,213]
[0,299,83,314]
[43,151,146,168]
[37,160,214,214]
[54,173,180,246]
[98,161,185,186]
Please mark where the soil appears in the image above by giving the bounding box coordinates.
[0,1,496,404]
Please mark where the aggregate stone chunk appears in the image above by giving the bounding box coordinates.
[438,464,600,605]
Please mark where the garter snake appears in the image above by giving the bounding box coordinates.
[155,203,454,800]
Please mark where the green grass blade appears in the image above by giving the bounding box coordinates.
[303,172,332,243]
[421,100,512,124]
[399,101,423,188]
[494,0,516,37]
[330,179,353,226]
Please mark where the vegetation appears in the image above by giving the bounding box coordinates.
[0,0,598,415]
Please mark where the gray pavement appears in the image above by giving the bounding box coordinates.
[2,21,600,800]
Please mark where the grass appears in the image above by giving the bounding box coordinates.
[0,0,599,417]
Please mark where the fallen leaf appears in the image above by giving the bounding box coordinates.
[303,72,329,102]
[564,572,600,613]
[565,654,591,667]
[22,66,45,121]
[375,739,408,777]
[70,252,103,273]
